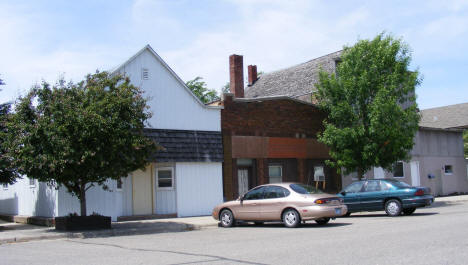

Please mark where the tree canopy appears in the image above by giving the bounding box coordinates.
[1,76,19,184]
[316,33,421,179]
[6,72,159,216]
[186,77,220,103]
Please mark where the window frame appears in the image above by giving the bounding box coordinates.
[392,161,405,178]
[156,167,174,190]
[116,178,123,191]
[444,165,453,175]
[268,165,283,184]
[29,178,36,188]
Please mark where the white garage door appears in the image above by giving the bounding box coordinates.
[175,162,223,217]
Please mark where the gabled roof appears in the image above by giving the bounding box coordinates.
[420,102,468,129]
[245,51,342,99]
[111,44,221,109]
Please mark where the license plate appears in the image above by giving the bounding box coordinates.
[335,208,341,215]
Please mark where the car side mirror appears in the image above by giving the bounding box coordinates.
[340,191,347,196]
[239,195,244,202]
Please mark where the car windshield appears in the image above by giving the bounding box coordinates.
[385,180,411,188]
[290,184,323,194]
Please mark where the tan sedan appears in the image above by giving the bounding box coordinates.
[212,183,348,228]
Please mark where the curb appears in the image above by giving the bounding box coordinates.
[0,223,207,245]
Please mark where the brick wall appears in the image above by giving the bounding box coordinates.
[221,96,326,138]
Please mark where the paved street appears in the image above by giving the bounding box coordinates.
[1,200,468,265]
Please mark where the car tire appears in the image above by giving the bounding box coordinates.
[403,208,416,215]
[315,218,330,225]
[220,209,235,228]
[254,222,264,226]
[385,199,402,217]
[344,212,351,217]
[282,209,301,228]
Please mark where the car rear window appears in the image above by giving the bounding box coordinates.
[386,180,411,188]
[290,184,323,194]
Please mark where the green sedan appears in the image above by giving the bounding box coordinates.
[338,179,434,216]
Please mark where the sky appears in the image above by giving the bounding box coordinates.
[1,0,467,110]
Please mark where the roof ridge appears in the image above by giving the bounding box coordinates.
[421,102,468,111]
[259,50,342,77]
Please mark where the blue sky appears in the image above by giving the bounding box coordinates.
[1,0,467,109]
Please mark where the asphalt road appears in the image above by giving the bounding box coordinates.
[1,201,467,265]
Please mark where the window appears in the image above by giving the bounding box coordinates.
[2,183,8,190]
[116,178,123,191]
[364,181,381,192]
[444,165,453,175]
[314,166,325,181]
[142,68,149,80]
[264,186,290,199]
[243,186,266,200]
[290,184,323,194]
[29,178,35,187]
[157,167,173,189]
[268,165,282,183]
[392,162,404,178]
[380,181,393,191]
[343,181,364,193]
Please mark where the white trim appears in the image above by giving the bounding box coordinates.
[156,166,175,190]
[111,45,222,110]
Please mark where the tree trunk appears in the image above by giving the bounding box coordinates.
[79,183,87,216]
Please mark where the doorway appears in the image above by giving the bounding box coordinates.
[410,161,420,186]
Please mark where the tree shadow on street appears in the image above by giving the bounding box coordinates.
[233,221,352,229]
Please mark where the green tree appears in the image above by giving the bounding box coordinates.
[1,76,20,184]
[186,77,220,103]
[221,82,230,94]
[316,33,421,179]
[6,72,159,216]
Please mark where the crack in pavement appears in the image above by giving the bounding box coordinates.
[66,239,267,265]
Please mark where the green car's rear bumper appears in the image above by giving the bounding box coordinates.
[402,195,434,208]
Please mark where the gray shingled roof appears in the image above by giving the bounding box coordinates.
[245,51,342,99]
[145,129,223,162]
[420,103,468,129]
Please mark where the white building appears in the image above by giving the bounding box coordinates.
[0,45,224,221]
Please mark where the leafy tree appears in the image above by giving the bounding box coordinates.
[186,77,220,103]
[1,76,19,184]
[6,72,159,216]
[316,33,421,179]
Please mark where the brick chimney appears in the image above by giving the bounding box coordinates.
[229,54,244,98]
[248,65,258,86]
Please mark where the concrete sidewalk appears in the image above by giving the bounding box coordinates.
[1,194,467,245]
[0,216,218,244]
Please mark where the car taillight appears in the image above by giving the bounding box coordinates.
[315,198,330,204]
[414,189,424,196]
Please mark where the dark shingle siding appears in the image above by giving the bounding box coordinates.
[145,129,223,162]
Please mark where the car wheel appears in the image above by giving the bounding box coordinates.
[220,209,235,227]
[385,199,402,217]
[282,209,300,228]
[344,212,351,217]
[315,218,330,225]
[403,208,416,215]
[254,222,264,226]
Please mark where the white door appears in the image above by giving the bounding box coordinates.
[132,168,153,215]
[374,167,385,179]
[410,161,420,186]
[238,169,249,196]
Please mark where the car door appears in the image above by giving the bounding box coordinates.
[236,186,266,221]
[360,180,384,211]
[340,181,365,212]
[260,186,290,220]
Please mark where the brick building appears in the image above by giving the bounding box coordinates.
[220,55,341,201]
